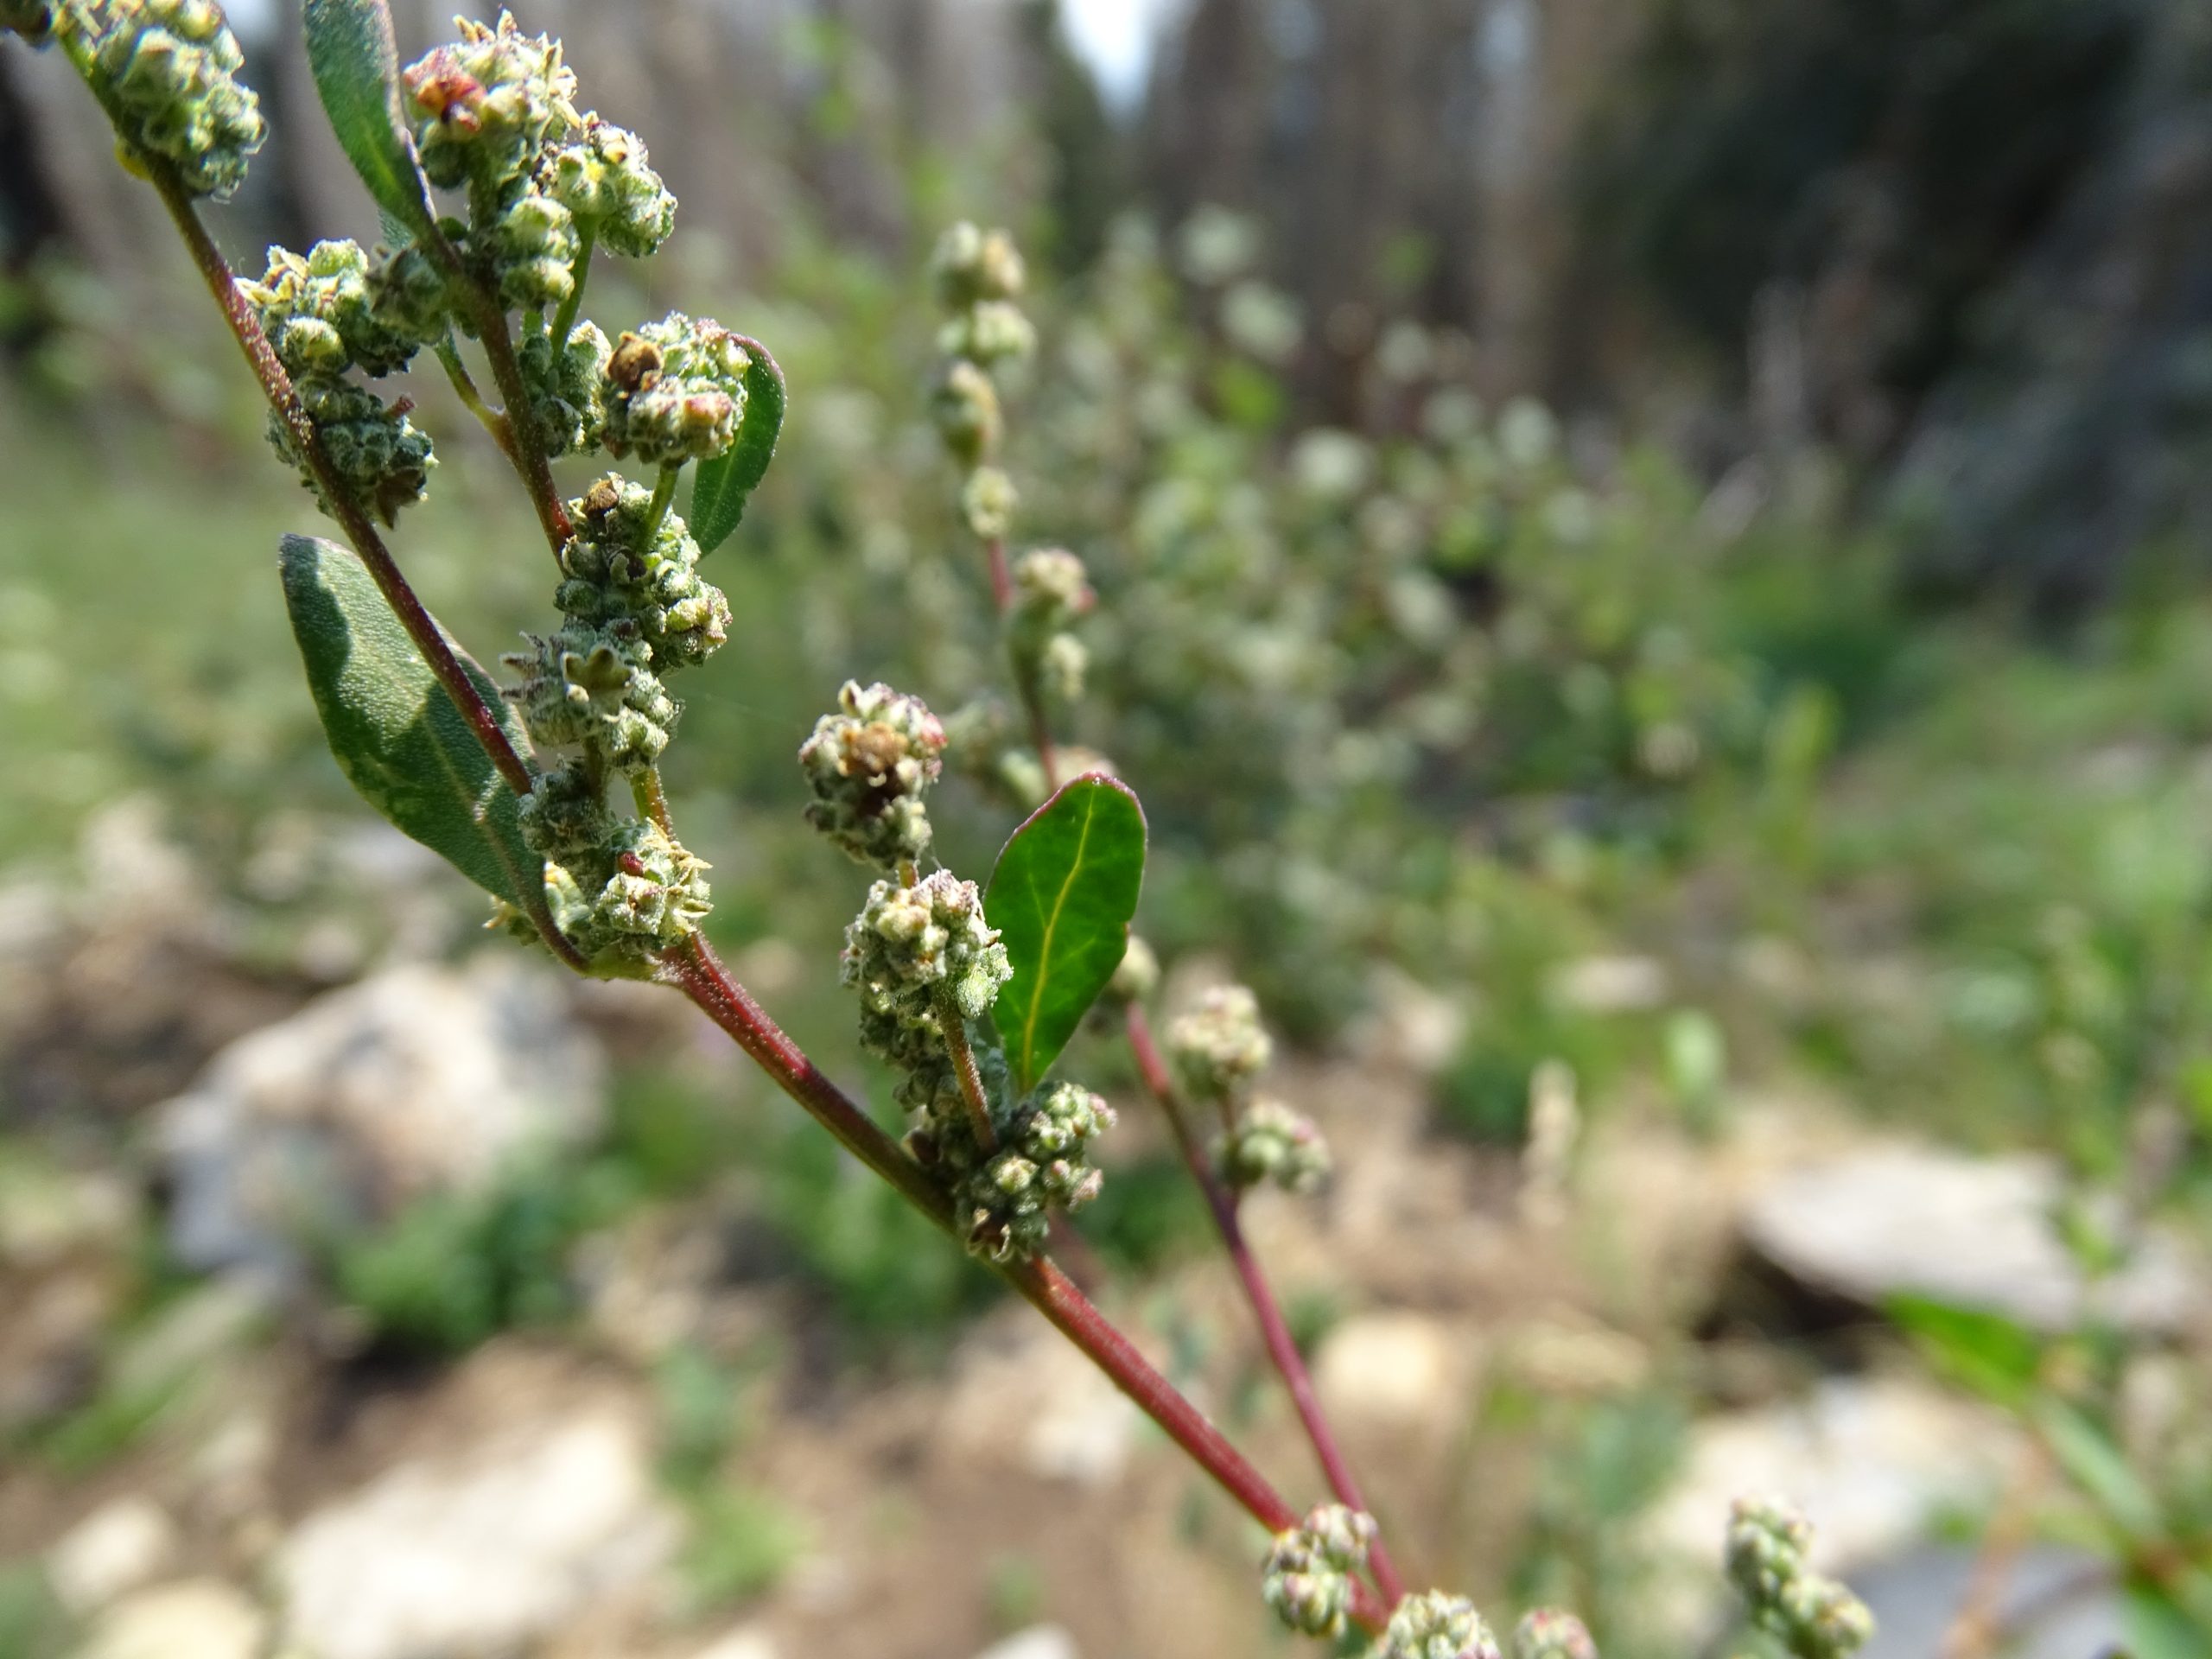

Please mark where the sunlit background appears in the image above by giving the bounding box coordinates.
[2,3,2210,1658]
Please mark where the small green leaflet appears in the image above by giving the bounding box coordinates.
[303,0,435,234]
[985,774,1147,1094]
[280,535,537,908]
[687,335,785,554]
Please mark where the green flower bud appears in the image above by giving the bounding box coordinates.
[961,466,1018,540]
[479,186,577,311]
[516,761,613,866]
[542,817,709,961]
[1012,547,1091,628]
[842,871,1010,1027]
[269,376,434,525]
[404,13,577,193]
[245,240,422,379]
[1038,633,1087,702]
[518,320,610,457]
[799,680,947,868]
[366,240,454,346]
[1723,1497,1872,1659]
[930,359,1001,466]
[931,220,1025,309]
[938,300,1036,368]
[74,0,265,200]
[1372,1592,1503,1659]
[1510,1609,1597,1659]
[501,623,676,775]
[1166,984,1272,1101]
[1261,1505,1375,1638]
[548,115,675,257]
[1216,1097,1330,1195]
[601,312,752,466]
[555,474,728,668]
[1105,936,1160,1005]
[957,1079,1116,1262]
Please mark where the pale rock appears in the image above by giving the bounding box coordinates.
[975,1626,1081,1659]
[76,1580,265,1659]
[278,1402,676,1659]
[156,957,605,1281]
[48,1499,179,1615]
[1313,1311,1471,1432]
[1551,954,1669,1014]
[941,1321,1138,1488]
[685,1626,779,1659]
[1743,1143,2204,1332]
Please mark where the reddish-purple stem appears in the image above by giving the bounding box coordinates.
[1127,1002,1410,1607]
[661,934,1388,1633]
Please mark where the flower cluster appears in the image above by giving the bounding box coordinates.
[928,220,1032,540]
[244,240,435,524]
[1723,1498,1874,1659]
[952,1081,1116,1262]
[799,681,948,869]
[1510,1609,1598,1659]
[61,0,264,200]
[518,320,612,456]
[1166,984,1274,1099]
[1261,1504,1375,1638]
[1371,1592,1503,1659]
[1217,1096,1331,1194]
[602,314,753,466]
[549,115,677,258]
[1009,548,1093,704]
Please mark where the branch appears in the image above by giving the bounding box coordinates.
[416,226,574,556]
[1127,1002,1409,1607]
[660,934,1387,1633]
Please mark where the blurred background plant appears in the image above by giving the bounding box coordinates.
[1,3,2209,1657]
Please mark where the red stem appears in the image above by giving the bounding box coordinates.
[140,170,590,976]
[986,532,1014,611]
[1126,1003,1410,1607]
[417,226,574,556]
[660,935,1386,1633]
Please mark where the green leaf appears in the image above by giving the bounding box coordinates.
[984,774,1147,1094]
[687,336,785,555]
[280,535,537,908]
[2123,1586,2211,1659]
[2032,1397,2165,1544]
[1885,1294,2044,1408]
[304,0,435,234]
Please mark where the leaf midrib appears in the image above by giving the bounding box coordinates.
[1016,791,1096,1085]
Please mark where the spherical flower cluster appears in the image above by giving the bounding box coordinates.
[601,313,752,466]
[1106,935,1160,1005]
[548,115,676,257]
[931,220,1026,310]
[480,186,578,310]
[1510,1608,1598,1659]
[518,321,611,456]
[556,475,729,668]
[268,378,434,526]
[799,681,948,868]
[957,1081,1116,1262]
[1261,1504,1375,1638]
[931,359,1001,466]
[540,816,710,961]
[1217,1097,1331,1195]
[403,13,577,193]
[1166,984,1273,1101]
[365,242,452,346]
[962,466,1019,540]
[246,241,422,379]
[1371,1592,1503,1659]
[501,626,675,775]
[1723,1498,1873,1659]
[1013,548,1093,626]
[938,300,1035,368]
[75,0,265,200]
[842,871,1011,1030]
